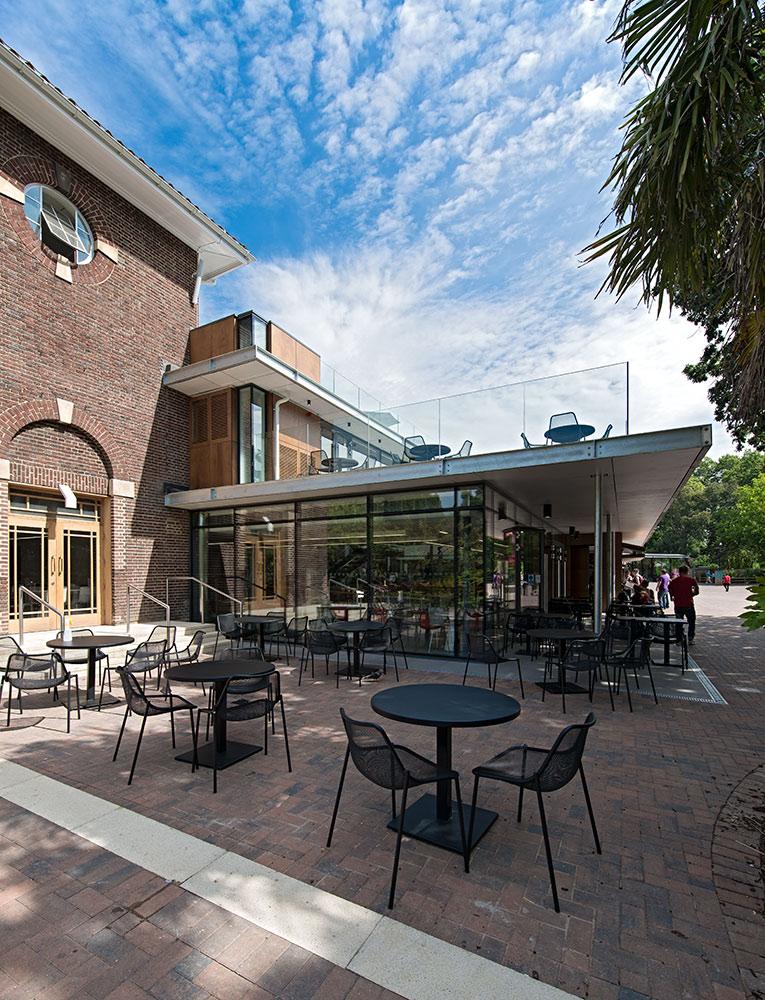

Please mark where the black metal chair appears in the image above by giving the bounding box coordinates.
[607,638,657,712]
[552,638,614,713]
[468,712,600,912]
[309,449,330,474]
[147,625,178,660]
[54,627,110,692]
[1,652,80,732]
[103,638,168,704]
[327,708,469,908]
[462,633,524,696]
[359,627,400,682]
[112,668,197,785]
[194,671,290,793]
[262,615,291,660]
[646,619,688,673]
[403,435,425,460]
[213,613,242,658]
[385,616,409,670]
[299,629,348,686]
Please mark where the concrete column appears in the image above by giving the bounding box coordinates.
[605,513,613,607]
[593,474,602,635]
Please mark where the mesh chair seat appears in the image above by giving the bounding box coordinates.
[474,745,549,785]
[222,696,269,722]
[11,673,68,691]
[228,677,269,695]
[391,745,456,785]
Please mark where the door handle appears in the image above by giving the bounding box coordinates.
[51,555,55,577]
[58,556,63,576]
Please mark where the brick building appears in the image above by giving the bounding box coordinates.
[0,41,252,634]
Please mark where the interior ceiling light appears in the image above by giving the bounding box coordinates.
[543,503,552,519]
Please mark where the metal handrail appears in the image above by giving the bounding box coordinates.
[18,587,65,643]
[126,586,170,632]
[210,574,287,608]
[165,576,242,623]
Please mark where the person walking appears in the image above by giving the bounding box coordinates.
[723,572,731,593]
[656,567,671,609]
[669,565,700,645]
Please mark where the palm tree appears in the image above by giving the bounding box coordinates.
[584,1,765,443]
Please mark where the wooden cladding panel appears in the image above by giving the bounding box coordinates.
[268,322,321,379]
[189,389,235,489]
[188,315,237,363]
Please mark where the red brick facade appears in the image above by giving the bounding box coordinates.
[0,106,196,631]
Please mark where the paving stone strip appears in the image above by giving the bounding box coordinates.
[0,759,576,1000]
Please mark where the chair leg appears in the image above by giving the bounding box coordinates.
[389,773,410,909]
[279,699,292,772]
[453,776,469,874]
[127,715,148,785]
[391,788,397,819]
[6,682,12,727]
[66,678,71,734]
[461,654,471,686]
[516,658,525,699]
[98,666,108,711]
[326,747,350,847]
[170,708,176,748]
[646,662,658,705]
[536,786,560,913]
[603,662,615,711]
[467,774,480,863]
[517,785,524,822]
[579,765,601,854]
[113,707,129,760]
[622,667,633,712]
[560,663,566,714]
[189,709,198,772]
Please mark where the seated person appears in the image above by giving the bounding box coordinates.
[632,582,654,606]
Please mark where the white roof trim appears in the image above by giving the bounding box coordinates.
[0,41,254,280]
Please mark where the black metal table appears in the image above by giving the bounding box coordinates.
[544,423,595,444]
[408,443,451,461]
[527,628,595,693]
[166,659,274,769]
[612,615,687,665]
[47,634,132,709]
[371,683,521,853]
[236,614,284,658]
[320,456,359,472]
[329,620,385,678]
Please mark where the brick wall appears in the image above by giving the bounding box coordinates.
[0,106,197,630]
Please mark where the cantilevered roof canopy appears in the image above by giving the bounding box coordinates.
[0,40,253,281]
[165,424,712,547]
[163,344,403,452]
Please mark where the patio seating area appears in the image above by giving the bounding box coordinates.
[0,587,762,1000]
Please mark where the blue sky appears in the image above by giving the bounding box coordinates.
[0,0,728,451]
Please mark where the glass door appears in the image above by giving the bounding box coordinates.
[59,525,100,624]
[9,518,55,629]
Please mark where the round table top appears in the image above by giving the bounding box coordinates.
[237,614,285,624]
[527,628,595,641]
[329,620,385,633]
[409,444,451,460]
[47,634,132,650]
[613,615,687,626]
[166,659,275,684]
[544,423,596,444]
[321,457,358,471]
[372,683,521,729]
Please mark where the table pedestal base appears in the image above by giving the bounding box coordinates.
[80,692,120,710]
[176,740,262,769]
[387,792,497,854]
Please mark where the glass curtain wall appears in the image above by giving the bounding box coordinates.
[191,484,548,654]
[238,386,267,484]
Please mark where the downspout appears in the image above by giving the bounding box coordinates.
[273,396,287,480]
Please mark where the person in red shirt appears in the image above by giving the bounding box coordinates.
[723,573,731,592]
[668,565,700,644]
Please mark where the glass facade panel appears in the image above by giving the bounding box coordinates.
[371,489,454,514]
[297,517,367,621]
[371,510,454,654]
[299,497,367,519]
[238,386,266,484]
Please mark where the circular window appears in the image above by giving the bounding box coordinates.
[23,184,94,265]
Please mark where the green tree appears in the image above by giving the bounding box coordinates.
[718,473,765,564]
[584,1,765,445]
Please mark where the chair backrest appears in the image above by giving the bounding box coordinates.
[7,652,57,676]
[148,625,176,647]
[602,423,613,439]
[308,617,327,632]
[361,627,391,650]
[287,616,308,637]
[535,713,596,792]
[129,639,168,668]
[467,632,499,662]
[339,708,407,790]
[115,666,150,711]
[217,613,236,634]
[403,435,425,458]
[309,450,328,473]
[548,411,578,430]
[187,629,206,659]
[306,629,341,653]
[0,636,24,673]
[457,439,472,457]
[564,638,604,668]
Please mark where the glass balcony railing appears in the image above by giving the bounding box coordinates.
[274,361,629,479]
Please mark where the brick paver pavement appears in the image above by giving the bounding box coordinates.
[1,585,763,1000]
[0,797,403,999]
